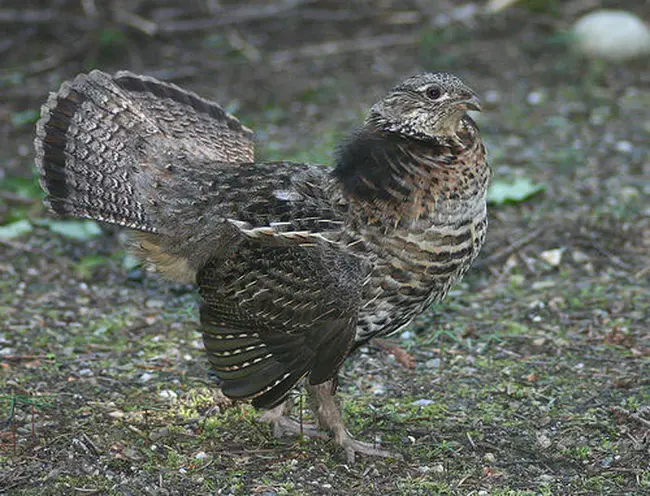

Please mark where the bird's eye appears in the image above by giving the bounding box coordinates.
[425,86,442,100]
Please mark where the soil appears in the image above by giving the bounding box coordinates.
[1,1,649,494]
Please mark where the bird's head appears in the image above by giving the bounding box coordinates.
[368,72,481,139]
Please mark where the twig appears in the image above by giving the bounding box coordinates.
[270,32,420,65]
[0,355,53,361]
[486,228,543,262]
[0,35,89,78]
[0,9,93,29]
[158,0,319,34]
[580,236,633,270]
[112,8,158,36]
[611,406,650,429]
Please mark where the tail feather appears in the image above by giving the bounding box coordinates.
[35,72,156,231]
[34,69,255,233]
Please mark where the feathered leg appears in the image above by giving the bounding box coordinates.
[306,379,398,463]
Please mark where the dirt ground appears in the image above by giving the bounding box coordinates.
[1,1,649,494]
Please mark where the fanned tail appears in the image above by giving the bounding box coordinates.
[34,69,255,232]
[35,71,155,231]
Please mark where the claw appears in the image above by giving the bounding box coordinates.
[307,379,401,462]
[337,430,401,464]
[259,402,327,439]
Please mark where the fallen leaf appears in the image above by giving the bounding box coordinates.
[487,178,545,205]
[45,219,102,241]
[0,219,33,239]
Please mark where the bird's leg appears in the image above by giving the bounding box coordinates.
[258,400,327,439]
[305,379,399,463]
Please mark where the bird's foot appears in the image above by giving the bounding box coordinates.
[259,403,327,440]
[306,379,402,463]
[335,429,401,464]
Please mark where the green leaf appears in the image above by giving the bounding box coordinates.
[75,255,107,279]
[487,178,545,205]
[0,219,33,239]
[0,176,43,200]
[46,220,102,241]
[11,109,40,128]
[122,253,141,271]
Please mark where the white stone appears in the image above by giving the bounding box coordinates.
[540,248,564,267]
[573,10,650,61]
[159,389,178,401]
[139,372,155,383]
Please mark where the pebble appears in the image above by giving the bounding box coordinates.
[159,389,178,401]
[372,383,386,396]
[484,89,501,104]
[411,399,435,407]
[540,248,563,267]
[572,250,590,263]
[620,186,640,202]
[483,452,497,463]
[573,10,650,61]
[139,372,155,383]
[614,141,633,153]
[194,451,209,460]
[425,358,441,369]
[527,90,545,106]
[536,432,552,449]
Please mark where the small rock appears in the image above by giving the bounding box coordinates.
[139,372,155,383]
[620,186,640,201]
[78,368,94,376]
[411,399,434,407]
[527,90,545,106]
[194,451,209,460]
[615,140,633,153]
[572,250,590,263]
[159,389,178,401]
[540,248,563,267]
[432,463,445,473]
[108,410,124,419]
[536,432,552,449]
[425,358,441,369]
[484,89,501,104]
[483,452,496,463]
[371,383,386,396]
[573,10,650,61]
[150,427,169,441]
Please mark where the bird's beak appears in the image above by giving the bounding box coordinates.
[459,94,482,112]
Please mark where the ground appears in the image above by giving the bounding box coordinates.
[0,1,649,495]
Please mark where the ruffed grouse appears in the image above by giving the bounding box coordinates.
[35,70,490,461]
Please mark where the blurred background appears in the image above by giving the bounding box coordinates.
[1,1,649,494]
